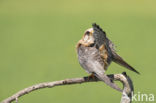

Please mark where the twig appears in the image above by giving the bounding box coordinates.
[1,72,133,103]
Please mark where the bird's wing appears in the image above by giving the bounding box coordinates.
[92,23,111,52]
[92,23,107,48]
[112,52,140,74]
[92,23,140,74]
[92,23,113,67]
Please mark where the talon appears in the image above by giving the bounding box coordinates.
[110,79,114,83]
[88,73,96,80]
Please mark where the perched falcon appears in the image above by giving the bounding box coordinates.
[76,23,139,91]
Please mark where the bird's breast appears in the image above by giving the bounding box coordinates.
[77,45,107,73]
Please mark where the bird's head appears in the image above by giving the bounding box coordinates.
[77,23,109,49]
[78,28,95,47]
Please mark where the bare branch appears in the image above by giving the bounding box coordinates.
[1,72,133,103]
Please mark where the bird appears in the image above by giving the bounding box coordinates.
[76,23,139,92]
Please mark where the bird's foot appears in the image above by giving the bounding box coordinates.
[88,74,98,81]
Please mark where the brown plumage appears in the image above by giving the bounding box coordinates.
[76,23,139,91]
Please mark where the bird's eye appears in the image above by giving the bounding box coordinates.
[85,31,90,35]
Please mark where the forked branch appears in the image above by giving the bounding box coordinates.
[1,72,133,103]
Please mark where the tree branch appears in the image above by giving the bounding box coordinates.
[1,72,133,103]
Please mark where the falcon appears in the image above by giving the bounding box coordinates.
[76,23,139,91]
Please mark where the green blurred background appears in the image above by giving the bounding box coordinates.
[0,0,156,103]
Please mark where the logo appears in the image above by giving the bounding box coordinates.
[132,92,155,102]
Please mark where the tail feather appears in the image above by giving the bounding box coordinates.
[112,53,140,74]
[94,72,122,92]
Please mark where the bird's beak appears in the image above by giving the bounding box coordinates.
[90,29,94,34]
[90,28,94,35]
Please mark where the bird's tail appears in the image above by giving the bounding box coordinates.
[112,53,140,74]
[94,72,122,92]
